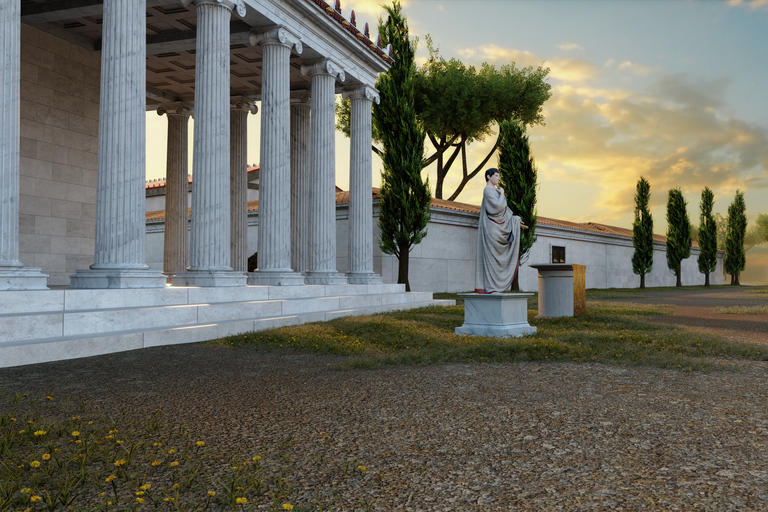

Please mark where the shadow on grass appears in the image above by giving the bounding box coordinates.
[209,296,768,373]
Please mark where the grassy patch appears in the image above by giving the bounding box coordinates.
[0,393,312,511]
[208,299,768,372]
[713,305,768,315]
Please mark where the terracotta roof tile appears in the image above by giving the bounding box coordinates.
[146,166,259,191]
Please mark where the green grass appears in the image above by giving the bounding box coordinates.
[0,393,308,511]
[208,295,768,372]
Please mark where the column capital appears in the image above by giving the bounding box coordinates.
[301,59,345,83]
[157,102,192,117]
[230,96,258,114]
[249,27,303,54]
[181,0,246,17]
[342,86,380,104]
[290,90,311,105]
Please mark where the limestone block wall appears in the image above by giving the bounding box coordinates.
[19,25,100,285]
[145,203,724,292]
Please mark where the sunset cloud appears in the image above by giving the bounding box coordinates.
[558,42,584,51]
[436,43,768,231]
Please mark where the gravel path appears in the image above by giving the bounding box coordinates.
[1,287,767,510]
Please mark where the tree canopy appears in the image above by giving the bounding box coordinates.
[697,187,718,287]
[725,190,747,286]
[336,33,552,201]
[666,188,692,287]
[631,177,653,289]
[373,1,430,292]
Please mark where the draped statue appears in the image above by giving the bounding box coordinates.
[475,168,521,294]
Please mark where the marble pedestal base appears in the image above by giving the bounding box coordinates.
[305,270,348,285]
[529,264,574,318]
[247,270,306,286]
[346,271,382,285]
[171,270,246,287]
[0,267,49,290]
[70,268,166,289]
[455,293,537,338]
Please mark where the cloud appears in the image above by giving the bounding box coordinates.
[558,42,583,51]
[728,0,768,11]
[618,60,653,76]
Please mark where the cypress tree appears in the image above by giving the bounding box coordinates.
[725,190,747,286]
[666,188,692,287]
[697,187,718,286]
[373,2,430,292]
[631,177,654,289]
[497,119,537,291]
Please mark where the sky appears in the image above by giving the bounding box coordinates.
[146,0,768,282]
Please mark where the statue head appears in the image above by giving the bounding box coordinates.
[485,168,499,182]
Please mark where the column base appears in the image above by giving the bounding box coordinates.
[70,268,166,289]
[247,270,306,286]
[305,270,348,285]
[171,270,247,287]
[0,267,49,290]
[345,271,382,285]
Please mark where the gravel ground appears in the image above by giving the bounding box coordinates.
[1,287,767,511]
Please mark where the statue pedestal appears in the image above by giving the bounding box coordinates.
[455,293,536,338]
[529,264,574,318]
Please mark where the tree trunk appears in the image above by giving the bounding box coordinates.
[640,273,645,289]
[397,241,410,292]
[676,264,682,287]
[704,273,710,287]
[732,273,740,286]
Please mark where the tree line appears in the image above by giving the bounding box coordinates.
[632,178,767,288]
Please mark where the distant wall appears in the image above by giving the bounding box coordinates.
[146,203,724,291]
[19,25,100,285]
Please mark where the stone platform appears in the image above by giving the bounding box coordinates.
[0,284,453,368]
[455,293,537,338]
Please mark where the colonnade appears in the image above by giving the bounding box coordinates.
[0,0,381,289]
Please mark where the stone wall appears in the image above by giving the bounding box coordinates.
[146,203,725,292]
[19,25,100,286]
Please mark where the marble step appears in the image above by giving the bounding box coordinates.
[0,298,455,368]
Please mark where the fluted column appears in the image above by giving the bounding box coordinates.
[247,27,305,285]
[172,0,246,287]
[70,0,164,288]
[0,1,47,289]
[344,86,382,284]
[230,98,257,273]
[302,60,347,285]
[290,91,311,273]
[157,103,191,277]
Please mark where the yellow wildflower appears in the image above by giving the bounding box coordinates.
[30,461,40,468]
[18,430,26,434]
[114,459,126,467]
[71,431,80,437]
[105,475,116,482]
[33,430,46,436]
[30,496,42,503]
[108,429,118,434]
[153,442,162,447]
[196,441,206,447]
[151,460,162,466]
[282,504,294,510]
[136,491,145,496]
[136,497,145,504]
[170,461,179,467]
[207,491,216,497]
[172,484,180,489]
[168,448,176,455]
[139,484,151,491]
[71,416,80,420]
[252,455,261,462]
[42,454,50,461]
[20,488,31,494]
[236,497,247,504]
[46,396,53,400]
[164,497,175,503]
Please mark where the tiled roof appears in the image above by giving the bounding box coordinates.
[145,166,259,191]
[147,187,692,247]
[310,0,393,64]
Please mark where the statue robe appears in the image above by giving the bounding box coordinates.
[475,186,521,293]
